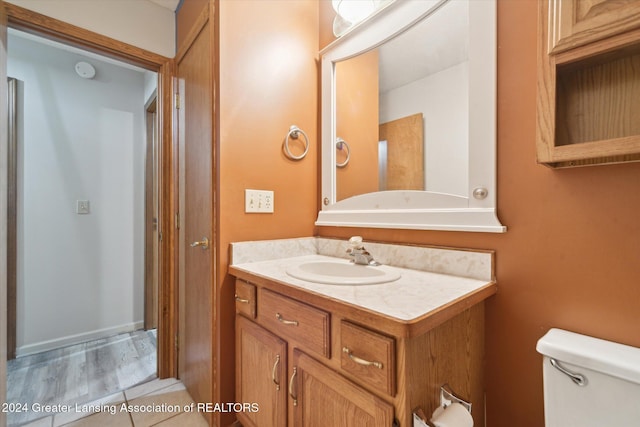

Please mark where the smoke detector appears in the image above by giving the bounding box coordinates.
[75,61,96,79]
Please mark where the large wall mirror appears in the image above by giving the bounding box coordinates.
[316,0,506,232]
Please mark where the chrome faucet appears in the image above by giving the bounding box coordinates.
[346,236,380,266]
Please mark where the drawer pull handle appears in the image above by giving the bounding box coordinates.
[342,347,383,369]
[276,313,299,326]
[289,367,298,406]
[234,295,250,304]
[272,355,281,390]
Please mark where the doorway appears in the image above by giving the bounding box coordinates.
[6,28,158,359]
[1,6,177,424]
[4,30,161,424]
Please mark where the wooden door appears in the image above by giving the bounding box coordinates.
[177,21,214,412]
[378,113,424,191]
[236,316,287,427]
[292,350,394,427]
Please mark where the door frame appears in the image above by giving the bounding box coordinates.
[6,77,17,360]
[2,3,178,378]
[144,93,159,331]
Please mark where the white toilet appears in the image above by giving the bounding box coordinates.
[536,328,640,426]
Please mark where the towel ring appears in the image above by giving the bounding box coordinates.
[336,137,351,168]
[284,125,309,160]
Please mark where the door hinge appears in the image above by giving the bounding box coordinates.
[174,93,180,110]
[158,231,163,242]
[175,212,180,229]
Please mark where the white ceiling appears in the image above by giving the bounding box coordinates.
[148,0,180,12]
[378,0,468,93]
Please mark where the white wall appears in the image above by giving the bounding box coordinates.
[9,33,147,355]
[379,61,469,197]
[6,0,175,57]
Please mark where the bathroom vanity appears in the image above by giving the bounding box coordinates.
[229,238,496,427]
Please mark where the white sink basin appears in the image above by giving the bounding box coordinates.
[286,260,401,285]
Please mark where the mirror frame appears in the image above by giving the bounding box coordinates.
[316,0,506,232]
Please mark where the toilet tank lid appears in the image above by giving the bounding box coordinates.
[536,328,640,385]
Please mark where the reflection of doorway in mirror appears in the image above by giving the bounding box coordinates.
[378,113,424,191]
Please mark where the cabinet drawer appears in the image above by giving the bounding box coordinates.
[235,280,256,319]
[340,321,396,396]
[258,288,330,358]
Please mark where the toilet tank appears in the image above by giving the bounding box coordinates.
[536,328,640,427]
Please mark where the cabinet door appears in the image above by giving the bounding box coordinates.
[537,0,640,167]
[236,315,287,427]
[548,0,640,54]
[291,350,394,427]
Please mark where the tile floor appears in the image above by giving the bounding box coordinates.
[20,378,208,427]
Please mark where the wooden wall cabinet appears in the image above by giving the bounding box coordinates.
[233,277,486,427]
[537,0,640,167]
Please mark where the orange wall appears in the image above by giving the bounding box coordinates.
[217,0,319,423]
[217,0,318,249]
[179,1,640,425]
[318,1,640,425]
[335,50,379,200]
[176,1,319,424]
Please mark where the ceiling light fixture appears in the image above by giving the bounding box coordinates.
[331,0,386,37]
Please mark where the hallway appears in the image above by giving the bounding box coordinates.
[7,330,159,426]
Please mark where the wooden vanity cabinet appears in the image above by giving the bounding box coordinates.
[236,315,287,427]
[233,277,486,427]
[537,0,640,167]
[292,350,395,427]
[235,281,392,427]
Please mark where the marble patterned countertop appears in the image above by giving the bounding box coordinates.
[229,237,496,322]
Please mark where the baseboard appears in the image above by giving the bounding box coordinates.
[16,321,144,357]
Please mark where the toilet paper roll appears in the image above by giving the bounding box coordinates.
[430,402,473,427]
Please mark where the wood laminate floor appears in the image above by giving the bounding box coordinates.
[7,330,158,426]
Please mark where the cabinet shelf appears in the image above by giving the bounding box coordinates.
[537,0,640,168]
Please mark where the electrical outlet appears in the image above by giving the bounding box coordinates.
[245,189,274,213]
[76,200,90,214]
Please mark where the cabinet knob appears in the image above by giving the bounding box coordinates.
[472,187,488,200]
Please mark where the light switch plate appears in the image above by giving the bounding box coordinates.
[245,189,274,213]
[76,200,90,214]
